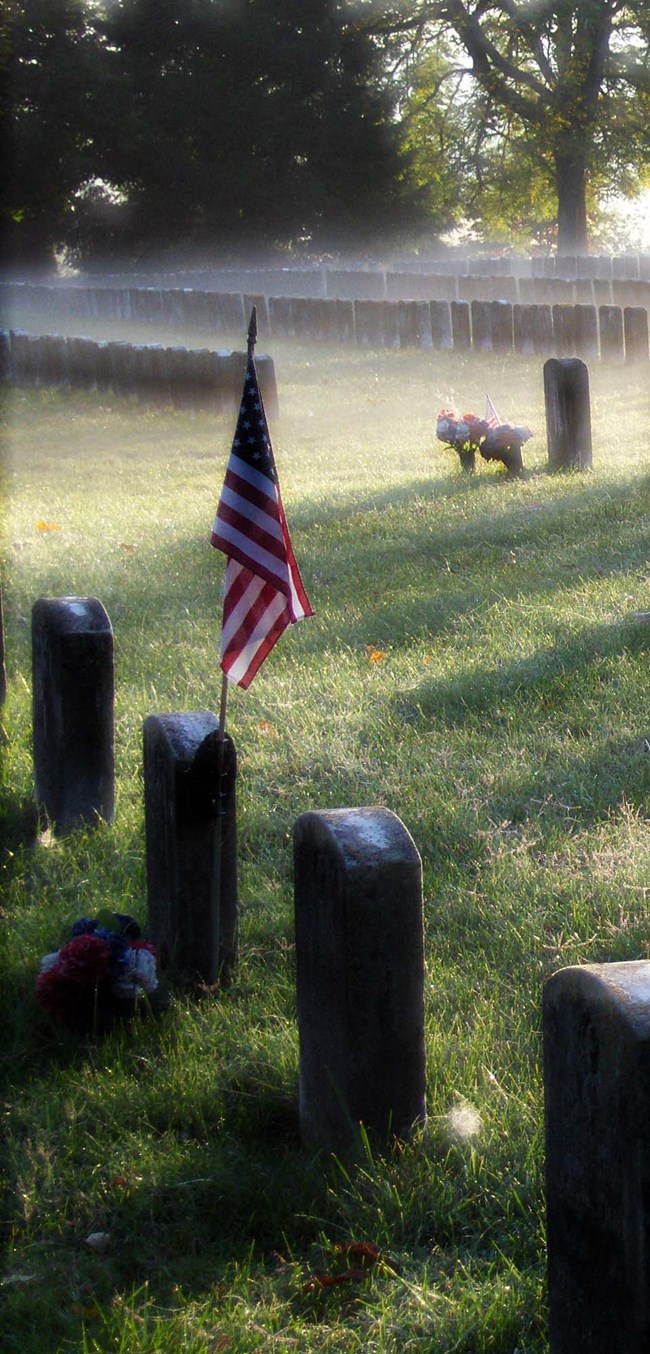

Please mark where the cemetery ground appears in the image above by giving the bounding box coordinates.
[2,327,650,1353]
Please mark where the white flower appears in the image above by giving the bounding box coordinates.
[39,951,61,974]
[110,947,158,1000]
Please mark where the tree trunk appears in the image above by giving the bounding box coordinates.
[555,149,589,255]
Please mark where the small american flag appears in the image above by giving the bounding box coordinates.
[485,394,501,428]
[211,353,313,689]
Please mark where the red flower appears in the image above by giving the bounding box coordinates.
[56,934,112,984]
[35,968,84,1019]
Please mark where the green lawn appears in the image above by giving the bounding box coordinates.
[2,331,650,1352]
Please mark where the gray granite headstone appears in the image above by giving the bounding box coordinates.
[294,806,426,1152]
[32,597,115,831]
[544,961,650,1353]
[143,711,237,984]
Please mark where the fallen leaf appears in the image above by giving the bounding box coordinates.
[334,1241,381,1264]
[84,1232,111,1252]
[257,720,277,735]
[36,520,62,533]
[71,1303,101,1319]
[366,646,386,663]
[303,1268,366,1293]
[119,542,138,553]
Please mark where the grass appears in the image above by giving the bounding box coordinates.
[2,315,650,1351]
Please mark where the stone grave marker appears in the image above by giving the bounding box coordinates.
[544,961,650,1353]
[599,305,625,362]
[143,711,237,984]
[544,357,592,471]
[32,597,115,831]
[623,306,649,363]
[450,301,471,350]
[294,806,426,1152]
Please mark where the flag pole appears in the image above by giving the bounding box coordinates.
[210,306,258,981]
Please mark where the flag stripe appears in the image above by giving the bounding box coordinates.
[217,479,283,539]
[214,501,286,562]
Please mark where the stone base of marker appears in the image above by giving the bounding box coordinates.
[32,597,114,831]
[543,961,650,1354]
[294,807,426,1153]
[143,711,237,984]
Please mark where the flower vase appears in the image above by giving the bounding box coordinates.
[458,448,476,473]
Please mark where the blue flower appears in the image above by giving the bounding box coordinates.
[71,917,97,937]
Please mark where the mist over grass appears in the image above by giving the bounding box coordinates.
[2,336,650,1352]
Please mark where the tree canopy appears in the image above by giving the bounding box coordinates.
[5,0,428,268]
[367,0,650,253]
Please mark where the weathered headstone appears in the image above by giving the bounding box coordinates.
[0,587,6,706]
[450,301,471,350]
[489,300,513,354]
[294,806,426,1152]
[544,961,650,1354]
[470,300,492,351]
[32,597,115,831]
[143,711,237,984]
[623,306,649,364]
[544,357,592,471]
[429,300,453,350]
[573,304,599,360]
[599,305,625,363]
[552,304,577,357]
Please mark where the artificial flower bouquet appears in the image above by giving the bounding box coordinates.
[436,403,532,475]
[36,911,164,1030]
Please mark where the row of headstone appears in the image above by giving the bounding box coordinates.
[20,592,650,1349]
[0,329,279,415]
[26,596,424,1149]
[3,288,649,363]
[20,251,650,295]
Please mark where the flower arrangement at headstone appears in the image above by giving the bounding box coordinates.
[36,911,165,1031]
[436,397,532,475]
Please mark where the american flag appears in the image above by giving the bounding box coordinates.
[211,353,313,689]
[485,394,501,428]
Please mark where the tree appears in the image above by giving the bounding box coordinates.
[3,0,103,268]
[365,0,650,254]
[88,0,428,265]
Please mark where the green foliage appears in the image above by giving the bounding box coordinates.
[6,0,427,268]
[3,325,650,1348]
[372,0,650,252]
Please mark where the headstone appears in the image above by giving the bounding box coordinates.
[599,306,625,362]
[0,329,10,383]
[32,597,115,831]
[573,305,599,360]
[450,300,471,350]
[294,806,426,1152]
[552,305,577,357]
[430,300,453,350]
[489,300,513,354]
[471,300,492,351]
[0,587,6,706]
[623,306,649,364]
[513,304,536,355]
[143,711,237,984]
[544,357,593,471]
[544,961,650,1354]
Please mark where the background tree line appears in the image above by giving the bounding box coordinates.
[4,0,650,271]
